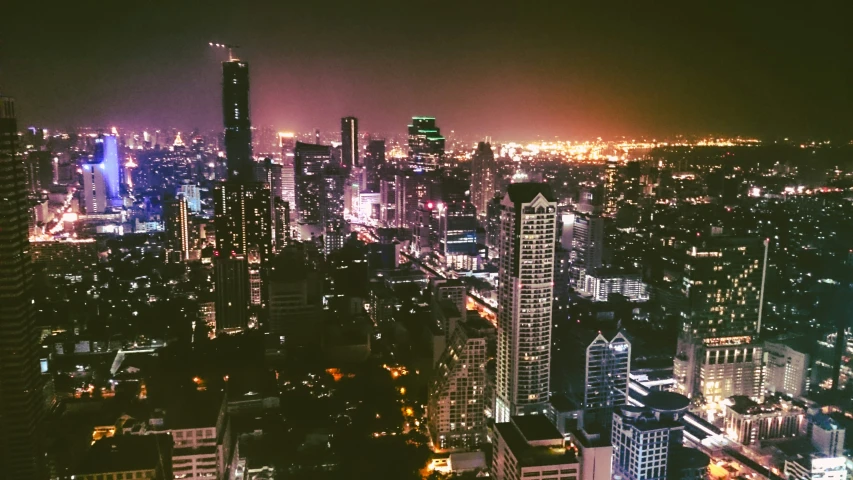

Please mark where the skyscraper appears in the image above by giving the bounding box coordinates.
[603,156,618,217]
[341,116,358,168]
[0,94,46,478]
[570,213,604,287]
[222,59,253,182]
[428,320,487,451]
[81,160,108,213]
[214,252,248,331]
[471,141,496,218]
[583,331,631,429]
[163,194,190,262]
[673,234,769,401]
[294,142,331,226]
[495,183,557,422]
[322,163,347,255]
[407,117,445,168]
[213,182,272,266]
[94,133,120,204]
[363,139,385,191]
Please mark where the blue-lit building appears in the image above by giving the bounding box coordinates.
[439,202,480,271]
[94,133,120,204]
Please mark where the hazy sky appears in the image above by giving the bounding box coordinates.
[3,1,852,139]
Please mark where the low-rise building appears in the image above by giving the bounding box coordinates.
[722,395,806,446]
[74,435,173,480]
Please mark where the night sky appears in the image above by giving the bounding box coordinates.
[3,1,852,139]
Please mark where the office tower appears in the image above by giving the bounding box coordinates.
[0,94,45,478]
[341,116,358,168]
[179,183,202,212]
[222,59,253,182]
[379,176,396,226]
[471,141,496,218]
[255,158,283,247]
[611,393,689,480]
[294,142,330,225]
[267,254,323,346]
[94,133,120,203]
[492,416,579,480]
[163,194,189,262]
[214,252,248,331]
[581,268,648,302]
[407,116,445,168]
[428,321,487,451]
[570,213,604,286]
[395,169,432,228]
[274,199,291,249]
[322,163,347,255]
[247,248,262,307]
[213,182,272,266]
[583,331,631,429]
[673,235,769,401]
[603,157,618,216]
[81,160,108,213]
[25,151,53,193]
[439,202,479,271]
[363,139,385,191]
[495,183,557,422]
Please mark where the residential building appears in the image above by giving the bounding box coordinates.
[495,183,557,421]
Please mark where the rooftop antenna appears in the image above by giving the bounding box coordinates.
[208,42,241,61]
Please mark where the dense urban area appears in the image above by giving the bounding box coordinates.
[2,32,853,480]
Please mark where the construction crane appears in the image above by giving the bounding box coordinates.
[208,42,240,61]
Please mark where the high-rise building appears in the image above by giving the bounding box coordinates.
[294,142,330,226]
[322,163,347,255]
[341,116,358,168]
[407,117,445,169]
[213,182,272,266]
[673,234,769,401]
[570,213,604,287]
[379,176,396,226]
[0,93,46,478]
[214,252,248,332]
[438,202,480,271]
[163,194,190,262]
[222,59,253,182]
[603,157,618,217]
[764,337,810,398]
[179,183,202,212]
[471,142,496,218]
[495,183,557,422]
[363,139,385,191]
[94,133,120,203]
[81,159,108,214]
[583,331,631,429]
[428,320,488,451]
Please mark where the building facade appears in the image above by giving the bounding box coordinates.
[495,183,557,422]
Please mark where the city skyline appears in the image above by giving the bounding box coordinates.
[3,2,853,139]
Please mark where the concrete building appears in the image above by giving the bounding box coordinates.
[571,428,612,480]
[784,453,846,480]
[492,415,580,480]
[722,396,806,446]
[570,213,604,287]
[428,320,487,452]
[81,160,108,213]
[809,413,845,457]
[431,278,467,324]
[495,183,557,421]
[764,337,810,398]
[611,403,684,480]
[580,267,648,302]
[74,435,173,480]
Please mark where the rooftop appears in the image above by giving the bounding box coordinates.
[496,417,577,468]
[506,182,556,204]
[644,391,689,413]
[512,415,563,442]
[76,435,170,474]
